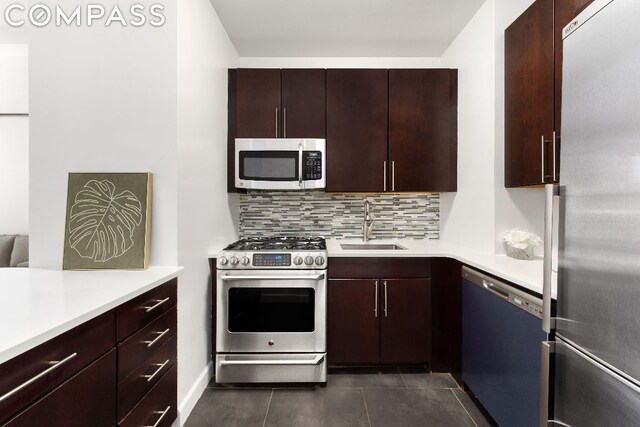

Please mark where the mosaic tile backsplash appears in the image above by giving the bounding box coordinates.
[239,191,439,240]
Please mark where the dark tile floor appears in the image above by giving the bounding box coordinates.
[185,368,493,427]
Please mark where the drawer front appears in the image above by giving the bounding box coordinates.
[0,311,115,424]
[117,334,177,420]
[119,364,177,427]
[4,349,117,427]
[117,279,177,341]
[118,307,176,381]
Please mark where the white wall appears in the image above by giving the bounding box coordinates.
[20,1,179,268]
[237,57,443,68]
[177,0,238,422]
[440,1,496,253]
[440,0,545,255]
[0,44,29,235]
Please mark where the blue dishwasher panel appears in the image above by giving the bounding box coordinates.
[463,279,547,427]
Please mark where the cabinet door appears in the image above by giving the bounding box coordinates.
[389,69,457,192]
[380,279,431,364]
[505,0,555,187]
[5,350,116,427]
[326,69,388,192]
[281,69,326,138]
[236,69,281,138]
[327,279,380,365]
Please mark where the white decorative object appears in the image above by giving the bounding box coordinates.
[503,228,541,260]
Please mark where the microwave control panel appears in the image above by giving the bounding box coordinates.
[303,152,323,180]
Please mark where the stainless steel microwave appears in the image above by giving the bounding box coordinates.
[235,138,326,190]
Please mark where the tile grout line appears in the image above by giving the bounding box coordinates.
[450,388,479,427]
[361,388,373,427]
[397,366,409,389]
[261,389,274,427]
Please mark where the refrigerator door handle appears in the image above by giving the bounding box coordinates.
[540,341,555,427]
[542,184,557,333]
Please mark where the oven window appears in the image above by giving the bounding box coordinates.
[228,288,315,332]
[239,151,298,181]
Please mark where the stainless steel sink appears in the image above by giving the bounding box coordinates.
[340,243,407,250]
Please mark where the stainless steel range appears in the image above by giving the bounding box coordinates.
[215,237,327,383]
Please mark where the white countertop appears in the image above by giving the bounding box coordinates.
[326,239,554,299]
[0,266,183,364]
[209,239,555,299]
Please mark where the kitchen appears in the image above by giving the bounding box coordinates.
[0,0,636,424]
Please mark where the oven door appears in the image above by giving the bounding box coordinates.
[216,269,327,353]
[235,138,325,190]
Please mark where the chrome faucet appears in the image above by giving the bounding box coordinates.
[363,200,375,242]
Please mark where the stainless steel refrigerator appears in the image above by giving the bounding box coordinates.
[541,0,640,425]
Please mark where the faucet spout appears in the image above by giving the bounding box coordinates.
[363,200,375,242]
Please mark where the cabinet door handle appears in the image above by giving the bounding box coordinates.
[145,406,171,427]
[383,161,387,192]
[143,328,170,348]
[383,281,388,317]
[275,107,279,138]
[283,107,287,138]
[541,135,545,183]
[391,162,395,192]
[0,352,78,403]
[144,297,170,313]
[374,280,378,318]
[143,359,170,383]
[553,131,558,181]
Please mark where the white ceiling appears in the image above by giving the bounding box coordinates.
[210,0,487,57]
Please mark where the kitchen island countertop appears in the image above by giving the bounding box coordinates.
[0,266,183,364]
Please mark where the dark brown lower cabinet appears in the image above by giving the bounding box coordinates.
[327,279,380,365]
[380,279,431,364]
[328,278,431,365]
[4,350,117,427]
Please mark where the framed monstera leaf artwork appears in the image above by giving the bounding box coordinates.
[62,173,152,270]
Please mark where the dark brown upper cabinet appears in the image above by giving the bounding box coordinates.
[326,69,389,192]
[505,0,595,188]
[234,68,326,139]
[389,69,458,192]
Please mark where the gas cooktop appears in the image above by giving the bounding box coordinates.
[223,236,326,251]
[218,237,327,270]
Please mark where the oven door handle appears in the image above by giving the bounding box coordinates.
[219,273,325,281]
[219,354,325,366]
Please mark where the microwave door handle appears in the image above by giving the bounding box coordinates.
[298,143,303,187]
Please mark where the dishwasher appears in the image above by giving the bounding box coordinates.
[462,266,547,427]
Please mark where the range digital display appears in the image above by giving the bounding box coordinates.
[253,253,291,267]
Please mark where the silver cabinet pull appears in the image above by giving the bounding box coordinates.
[143,328,170,348]
[542,183,556,333]
[553,131,558,181]
[383,281,388,317]
[275,107,278,138]
[374,280,379,318]
[283,107,287,138]
[391,161,395,192]
[298,142,303,187]
[144,297,170,313]
[383,161,387,192]
[0,352,78,403]
[541,135,546,183]
[143,359,170,383]
[145,406,171,427]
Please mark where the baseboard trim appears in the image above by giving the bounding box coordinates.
[177,361,214,426]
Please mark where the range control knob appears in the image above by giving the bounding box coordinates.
[304,256,314,266]
[230,256,239,266]
[219,256,228,266]
[241,256,250,266]
[315,256,325,266]
[293,256,303,265]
